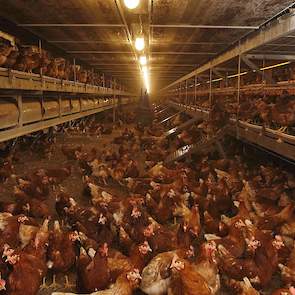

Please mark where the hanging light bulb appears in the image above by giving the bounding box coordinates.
[142,66,150,93]
[135,37,145,51]
[139,56,147,66]
[142,66,148,74]
[124,0,140,9]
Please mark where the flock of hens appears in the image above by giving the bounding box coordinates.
[0,36,114,87]
[0,104,294,295]
[173,91,295,134]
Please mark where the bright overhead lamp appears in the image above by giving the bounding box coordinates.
[227,71,248,79]
[141,66,150,93]
[139,56,147,65]
[143,71,150,93]
[142,66,148,73]
[135,37,145,51]
[206,78,223,83]
[260,61,291,71]
[124,0,140,9]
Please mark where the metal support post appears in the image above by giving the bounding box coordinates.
[237,54,241,120]
[58,95,62,118]
[194,75,197,105]
[73,58,77,83]
[79,96,82,112]
[237,51,242,139]
[209,67,213,108]
[17,95,23,127]
[39,40,43,76]
[179,84,181,103]
[262,58,266,98]
[185,80,188,106]
[112,79,116,124]
[41,94,45,120]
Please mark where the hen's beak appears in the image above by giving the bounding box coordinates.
[54,220,61,232]
[88,248,96,259]
[220,214,230,225]
[170,255,178,269]
[80,246,87,256]
[42,219,49,232]
[0,279,6,291]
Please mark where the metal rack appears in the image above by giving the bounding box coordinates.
[0,67,131,96]
[164,81,295,99]
[158,111,183,125]
[155,106,169,116]
[0,67,135,142]
[164,117,201,138]
[159,9,295,164]
[170,102,295,162]
[161,7,295,92]
[165,125,229,163]
[0,97,133,143]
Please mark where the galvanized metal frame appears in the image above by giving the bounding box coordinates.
[194,75,197,105]
[152,51,216,55]
[16,95,23,127]
[237,52,241,122]
[170,102,295,162]
[18,23,126,27]
[0,67,131,96]
[164,116,201,138]
[71,51,216,55]
[112,79,116,123]
[161,9,295,90]
[19,24,258,30]
[209,67,212,107]
[245,54,295,61]
[0,97,133,143]
[165,80,295,97]
[67,51,134,54]
[151,24,259,29]
[185,80,188,105]
[158,111,183,125]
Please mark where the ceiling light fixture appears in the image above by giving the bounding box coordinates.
[260,61,291,71]
[124,0,140,9]
[143,71,150,93]
[139,56,147,65]
[135,37,145,51]
[227,71,248,79]
[142,66,148,73]
[141,66,150,93]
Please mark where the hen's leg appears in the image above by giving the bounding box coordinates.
[40,277,48,289]
[277,126,287,143]
[64,275,75,289]
[174,217,177,225]
[278,126,287,133]
[50,274,61,288]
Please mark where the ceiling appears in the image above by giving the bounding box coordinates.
[0,0,294,93]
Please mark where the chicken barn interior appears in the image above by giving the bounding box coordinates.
[0,0,295,294]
